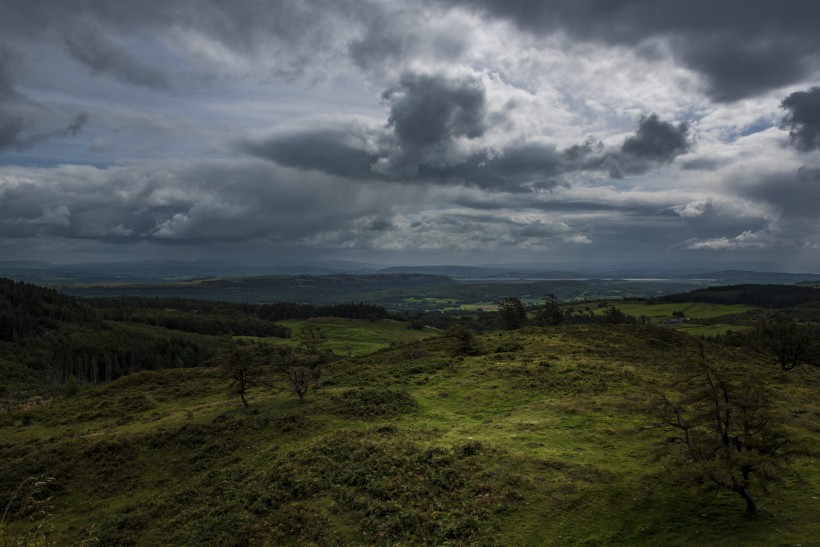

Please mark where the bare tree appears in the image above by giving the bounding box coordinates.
[296,320,326,356]
[262,346,322,404]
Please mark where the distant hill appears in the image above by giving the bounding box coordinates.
[661,283,820,308]
[61,274,460,304]
[0,259,383,284]
[673,270,820,285]
[375,265,588,279]
[376,265,507,277]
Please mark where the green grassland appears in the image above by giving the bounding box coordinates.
[582,301,759,322]
[456,302,499,311]
[1,325,817,545]
[571,300,760,336]
[249,318,438,356]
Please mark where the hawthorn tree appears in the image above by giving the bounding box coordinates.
[296,319,326,355]
[603,304,627,324]
[498,297,527,329]
[219,341,265,408]
[651,349,794,515]
[535,294,564,326]
[753,313,819,371]
[445,325,482,356]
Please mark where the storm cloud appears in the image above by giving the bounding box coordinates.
[621,114,690,162]
[374,72,488,177]
[239,121,384,180]
[781,87,820,152]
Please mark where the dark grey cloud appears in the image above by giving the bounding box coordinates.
[385,72,487,145]
[563,139,603,162]
[0,114,24,151]
[239,124,382,179]
[597,114,691,177]
[797,165,820,182]
[64,31,170,89]
[1,0,376,84]
[738,169,820,219]
[241,120,593,193]
[241,110,689,191]
[241,70,590,192]
[0,46,24,150]
[366,218,395,231]
[377,72,487,176]
[448,0,820,101]
[680,36,810,103]
[531,179,570,192]
[681,157,728,171]
[621,114,690,162]
[414,142,575,192]
[0,160,403,246]
[781,87,820,152]
[0,46,88,151]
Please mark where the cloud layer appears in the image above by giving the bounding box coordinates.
[0,0,819,270]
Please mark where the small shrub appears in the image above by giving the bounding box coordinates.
[329,388,418,418]
[458,440,483,457]
[274,412,311,433]
[495,342,523,353]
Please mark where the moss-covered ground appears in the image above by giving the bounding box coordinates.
[1,325,817,545]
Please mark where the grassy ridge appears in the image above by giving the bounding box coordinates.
[1,325,818,545]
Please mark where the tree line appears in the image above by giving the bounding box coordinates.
[0,279,387,394]
[660,284,820,308]
[92,297,387,324]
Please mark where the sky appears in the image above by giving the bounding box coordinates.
[1,0,820,271]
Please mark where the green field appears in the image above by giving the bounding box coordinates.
[565,300,760,336]
[265,318,438,356]
[454,301,499,311]
[673,322,753,336]
[2,325,817,545]
[584,301,759,322]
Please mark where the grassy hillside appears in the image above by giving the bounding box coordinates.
[1,325,817,545]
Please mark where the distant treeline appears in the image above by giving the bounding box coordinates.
[0,278,388,392]
[660,284,820,308]
[0,279,225,392]
[0,277,98,343]
[44,323,219,385]
[90,297,388,328]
